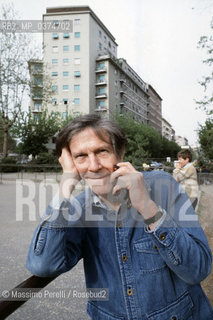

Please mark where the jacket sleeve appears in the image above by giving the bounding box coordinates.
[26,197,85,277]
[147,172,212,285]
[173,165,195,183]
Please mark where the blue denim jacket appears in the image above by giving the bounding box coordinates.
[26,171,213,319]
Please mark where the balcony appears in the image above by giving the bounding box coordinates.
[95,80,107,86]
[32,108,42,113]
[95,93,107,99]
[120,78,126,83]
[95,106,107,112]
[95,67,107,73]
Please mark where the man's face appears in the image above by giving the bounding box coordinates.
[178,156,189,168]
[69,128,122,196]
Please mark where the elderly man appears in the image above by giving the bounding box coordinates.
[27,114,213,319]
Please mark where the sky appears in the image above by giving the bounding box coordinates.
[6,0,213,145]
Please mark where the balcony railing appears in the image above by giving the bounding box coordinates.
[95,93,107,99]
[95,106,107,112]
[95,67,107,73]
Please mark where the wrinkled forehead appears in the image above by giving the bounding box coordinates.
[69,127,113,148]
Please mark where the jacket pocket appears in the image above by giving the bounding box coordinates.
[134,237,166,273]
[146,291,193,320]
[34,226,47,255]
[87,301,125,320]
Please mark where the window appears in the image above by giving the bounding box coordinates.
[99,30,102,37]
[52,46,58,53]
[34,102,42,111]
[97,100,105,107]
[34,77,42,86]
[34,64,42,72]
[34,114,40,122]
[74,98,80,105]
[63,85,69,91]
[63,71,69,77]
[52,33,59,39]
[98,87,105,94]
[74,45,80,51]
[74,85,80,91]
[53,20,59,26]
[99,42,102,50]
[97,62,105,70]
[52,72,58,77]
[74,32,80,38]
[63,99,68,105]
[62,112,68,119]
[97,75,105,82]
[74,58,80,65]
[108,41,111,48]
[104,35,107,43]
[63,33,70,38]
[52,59,58,64]
[74,71,81,77]
[52,98,57,105]
[52,85,58,92]
[74,19,80,25]
[63,58,69,64]
[63,45,69,52]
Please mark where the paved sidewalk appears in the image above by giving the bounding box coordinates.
[199,184,213,305]
[0,182,89,320]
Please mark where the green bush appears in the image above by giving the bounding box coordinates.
[0,157,19,172]
[26,152,60,172]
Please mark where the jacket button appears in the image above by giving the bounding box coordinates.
[171,317,177,320]
[159,233,166,241]
[127,289,133,296]
[153,245,158,251]
[122,254,127,262]
[117,222,122,228]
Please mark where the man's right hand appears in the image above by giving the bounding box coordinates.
[58,148,80,199]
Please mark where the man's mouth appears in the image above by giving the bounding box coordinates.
[84,175,110,186]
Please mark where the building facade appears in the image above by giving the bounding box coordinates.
[29,6,162,131]
[162,117,175,141]
[175,135,189,147]
[147,85,162,134]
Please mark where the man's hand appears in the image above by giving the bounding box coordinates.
[110,162,158,225]
[58,148,80,199]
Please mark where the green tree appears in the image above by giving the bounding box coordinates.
[115,113,180,165]
[160,136,181,159]
[14,110,61,158]
[198,119,213,160]
[0,3,38,158]
[196,17,213,115]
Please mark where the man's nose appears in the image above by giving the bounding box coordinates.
[88,154,101,171]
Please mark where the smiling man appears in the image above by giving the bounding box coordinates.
[27,114,213,319]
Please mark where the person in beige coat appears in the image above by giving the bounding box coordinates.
[173,149,199,209]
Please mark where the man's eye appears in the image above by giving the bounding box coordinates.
[99,149,108,154]
[76,154,86,159]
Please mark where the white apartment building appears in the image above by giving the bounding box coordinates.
[43,6,118,118]
[162,117,175,141]
[30,6,162,130]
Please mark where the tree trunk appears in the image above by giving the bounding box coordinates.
[3,128,8,158]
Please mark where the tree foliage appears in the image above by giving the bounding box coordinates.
[198,119,213,160]
[196,17,213,115]
[0,3,38,157]
[115,113,180,165]
[13,111,62,158]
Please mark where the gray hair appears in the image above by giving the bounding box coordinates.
[56,114,127,158]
